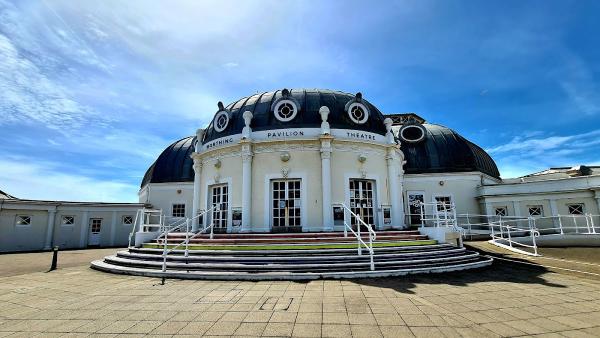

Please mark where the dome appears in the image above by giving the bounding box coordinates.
[141,136,195,187]
[202,89,388,144]
[400,124,500,178]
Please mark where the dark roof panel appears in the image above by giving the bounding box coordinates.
[400,124,500,178]
[203,88,388,143]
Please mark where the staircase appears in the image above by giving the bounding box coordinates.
[92,230,492,280]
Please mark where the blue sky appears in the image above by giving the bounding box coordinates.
[1,0,599,202]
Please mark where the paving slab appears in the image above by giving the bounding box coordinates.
[0,248,599,337]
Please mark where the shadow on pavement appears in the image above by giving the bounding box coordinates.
[349,248,570,294]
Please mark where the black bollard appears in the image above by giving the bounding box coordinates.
[49,246,58,271]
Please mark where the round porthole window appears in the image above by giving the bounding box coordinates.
[347,102,369,124]
[213,110,229,133]
[399,125,426,143]
[273,100,298,122]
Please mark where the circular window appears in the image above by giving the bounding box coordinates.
[400,125,426,143]
[213,111,229,132]
[274,100,298,122]
[347,102,369,124]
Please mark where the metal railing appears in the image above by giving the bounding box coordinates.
[488,216,540,256]
[334,203,376,271]
[417,201,466,236]
[128,208,164,248]
[456,213,599,256]
[458,213,598,237]
[160,207,215,273]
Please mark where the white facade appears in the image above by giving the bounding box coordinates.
[0,197,144,252]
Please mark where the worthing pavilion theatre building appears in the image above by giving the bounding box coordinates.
[4,87,599,279]
[140,88,502,233]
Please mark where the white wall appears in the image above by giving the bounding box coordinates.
[0,201,144,253]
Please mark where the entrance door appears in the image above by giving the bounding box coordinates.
[349,179,375,231]
[210,185,228,233]
[272,179,301,233]
[88,218,102,246]
[407,192,425,225]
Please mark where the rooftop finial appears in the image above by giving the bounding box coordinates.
[218,101,225,111]
[282,88,290,97]
[355,92,363,102]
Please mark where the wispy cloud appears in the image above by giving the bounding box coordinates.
[487,129,600,178]
[0,158,138,202]
[0,33,102,130]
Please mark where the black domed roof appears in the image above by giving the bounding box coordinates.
[400,124,500,178]
[203,89,387,144]
[141,136,195,187]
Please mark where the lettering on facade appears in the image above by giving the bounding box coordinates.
[267,130,305,138]
[346,131,376,141]
[205,137,234,150]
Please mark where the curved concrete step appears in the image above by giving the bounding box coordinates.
[153,235,428,245]
[117,247,468,263]
[130,243,455,256]
[104,252,482,271]
[90,257,493,280]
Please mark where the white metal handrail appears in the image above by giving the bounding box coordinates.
[128,208,163,248]
[161,207,216,273]
[458,213,599,236]
[488,216,540,256]
[417,201,465,236]
[335,203,375,271]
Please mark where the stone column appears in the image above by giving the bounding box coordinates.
[79,211,89,248]
[191,159,203,232]
[548,198,560,228]
[109,211,118,246]
[191,129,205,232]
[512,200,521,217]
[320,135,334,231]
[241,140,253,232]
[386,147,404,229]
[44,208,56,250]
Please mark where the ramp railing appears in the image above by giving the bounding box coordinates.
[160,206,215,273]
[334,203,376,271]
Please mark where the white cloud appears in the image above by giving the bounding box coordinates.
[223,62,239,69]
[487,129,600,178]
[0,158,138,202]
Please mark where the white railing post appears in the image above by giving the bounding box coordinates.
[558,214,564,235]
[343,206,348,237]
[185,219,190,258]
[420,202,425,228]
[499,215,504,238]
[357,215,362,256]
[529,217,539,256]
[573,215,579,233]
[162,231,168,272]
[369,232,374,271]
[590,214,597,234]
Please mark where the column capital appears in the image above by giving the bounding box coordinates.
[193,160,203,172]
[241,141,254,163]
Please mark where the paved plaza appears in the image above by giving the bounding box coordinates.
[1,248,600,337]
